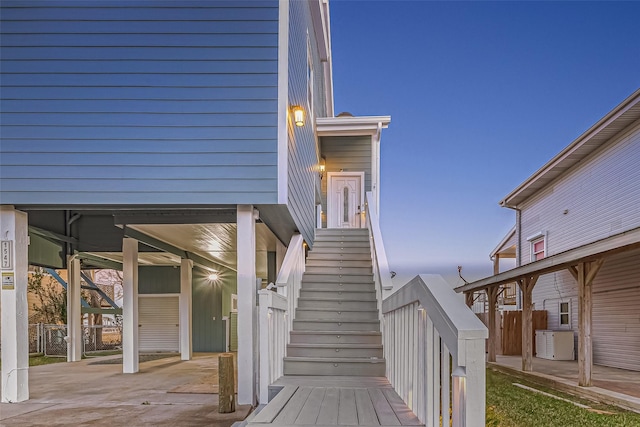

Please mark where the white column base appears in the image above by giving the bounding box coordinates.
[67,255,82,362]
[237,205,257,405]
[0,206,30,402]
[122,238,139,374]
[180,258,193,361]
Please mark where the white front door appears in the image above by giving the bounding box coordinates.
[327,172,364,228]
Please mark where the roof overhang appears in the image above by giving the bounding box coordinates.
[490,225,516,260]
[455,226,640,294]
[317,115,391,137]
[501,88,640,208]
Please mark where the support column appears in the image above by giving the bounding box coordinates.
[180,258,193,361]
[486,286,500,363]
[66,255,82,362]
[237,205,257,405]
[464,292,473,308]
[518,276,538,372]
[0,206,29,402]
[122,237,139,374]
[576,259,603,387]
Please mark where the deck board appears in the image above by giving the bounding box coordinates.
[337,388,358,426]
[368,389,400,426]
[295,387,326,425]
[355,388,379,425]
[252,386,299,423]
[275,387,314,424]
[250,376,423,427]
[316,387,339,425]
[381,389,422,426]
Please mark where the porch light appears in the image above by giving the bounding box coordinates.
[318,163,325,179]
[292,105,305,127]
[207,272,220,282]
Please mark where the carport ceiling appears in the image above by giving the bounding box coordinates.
[86,223,277,278]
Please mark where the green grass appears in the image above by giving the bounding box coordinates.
[486,368,640,426]
[27,354,67,367]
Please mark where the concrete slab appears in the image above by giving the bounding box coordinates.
[0,353,250,427]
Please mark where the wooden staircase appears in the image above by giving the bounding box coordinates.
[283,228,385,376]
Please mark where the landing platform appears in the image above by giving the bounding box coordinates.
[250,376,423,427]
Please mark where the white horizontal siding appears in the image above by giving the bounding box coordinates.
[520,121,640,262]
[0,1,280,206]
[531,249,640,371]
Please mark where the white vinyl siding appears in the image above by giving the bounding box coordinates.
[532,249,640,371]
[519,121,640,263]
[139,295,179,353]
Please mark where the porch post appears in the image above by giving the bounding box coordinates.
[122,237,139,374]
[464,292,473,308]
[0,206,29,402]
[180,258,193,361]
[237,205,257,405]
[486,286,500,363]
[577,259,604,387]
[66,255,82,362]
[518,276,538,372]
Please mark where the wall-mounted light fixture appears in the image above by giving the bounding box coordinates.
[318,157,326,179]
[292,105,305,127]
[207,272,220,282]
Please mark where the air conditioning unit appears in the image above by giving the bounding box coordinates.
[535,330,574,360]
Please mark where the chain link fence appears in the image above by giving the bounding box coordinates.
[32,323,123,356]
[83,325,122,353]
[43,324,68,357]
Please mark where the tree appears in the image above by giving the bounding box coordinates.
[28,267,67,324]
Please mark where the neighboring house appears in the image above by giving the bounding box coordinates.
[457,89,640,384]
[0,0,390,404]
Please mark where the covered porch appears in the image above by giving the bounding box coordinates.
[456,227,640,388]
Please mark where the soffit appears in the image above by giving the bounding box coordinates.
[87,223,277,278]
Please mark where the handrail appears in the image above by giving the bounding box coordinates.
[365,192,394,294]
[383,274,488,427]
[275,233,305,290]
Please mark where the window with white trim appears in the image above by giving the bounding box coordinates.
[559,301,571,328]
[527,232,546,262]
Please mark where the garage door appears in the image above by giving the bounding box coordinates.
[139,295,179,352]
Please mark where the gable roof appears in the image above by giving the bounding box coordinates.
[490,225,516,260]
[500,88,640,208]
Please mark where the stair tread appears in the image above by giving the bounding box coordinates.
[296,307,378,313]
[284,356,385,363]
[298,296,376,301]
[290,330,381,335]
[288,343,382,348]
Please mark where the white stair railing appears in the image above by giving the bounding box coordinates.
[258,233,305,403]
[258,289,288,404]
[383,274,488,427]
[365,192,394,321]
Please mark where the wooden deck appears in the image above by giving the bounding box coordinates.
[249,377,423,427]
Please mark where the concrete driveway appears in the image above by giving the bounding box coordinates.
[0,353,250,427]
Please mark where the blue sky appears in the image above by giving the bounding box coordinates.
[329,1,640,286]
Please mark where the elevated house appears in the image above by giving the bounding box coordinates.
[457,89,640,385]
[1,2,487,425]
